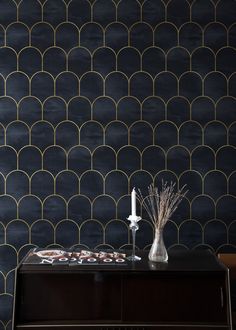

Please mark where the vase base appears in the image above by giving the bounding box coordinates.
[127,254,141,261]
[149,258,168,263]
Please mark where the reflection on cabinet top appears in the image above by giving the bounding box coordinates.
[18,249,227,274]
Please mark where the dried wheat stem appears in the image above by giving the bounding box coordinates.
[137,182,188,231]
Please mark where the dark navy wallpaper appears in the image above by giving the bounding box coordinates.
[0,0,236,326]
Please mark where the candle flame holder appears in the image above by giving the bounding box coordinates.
[127,215,142,261]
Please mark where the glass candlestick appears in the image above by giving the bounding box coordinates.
[127,215,142,261]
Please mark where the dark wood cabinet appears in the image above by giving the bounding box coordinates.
[13,250,232,329]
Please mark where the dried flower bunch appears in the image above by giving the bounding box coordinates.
[137,182,188,231]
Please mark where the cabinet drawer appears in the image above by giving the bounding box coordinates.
[122,274,227,324]
[16,272,122,323]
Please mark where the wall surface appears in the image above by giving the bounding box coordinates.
[0,0,236,326]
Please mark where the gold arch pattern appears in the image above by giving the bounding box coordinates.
[0,0,236,326]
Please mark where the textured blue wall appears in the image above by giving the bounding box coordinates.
[0,0,236,326]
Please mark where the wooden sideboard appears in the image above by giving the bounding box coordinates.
[13,250,232,329]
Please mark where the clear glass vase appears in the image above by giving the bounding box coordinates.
[148,228,168,262]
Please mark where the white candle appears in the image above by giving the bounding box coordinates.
[131,188,136,216]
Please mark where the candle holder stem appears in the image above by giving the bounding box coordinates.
[127,221,141,261]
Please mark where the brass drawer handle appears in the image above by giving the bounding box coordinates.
[220,287,224,308]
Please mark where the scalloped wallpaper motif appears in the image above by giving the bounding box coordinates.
[0,0,236,326]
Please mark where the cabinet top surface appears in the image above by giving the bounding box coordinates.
[18,249,227,274]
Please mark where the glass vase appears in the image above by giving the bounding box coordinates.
[148,228,168,262]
